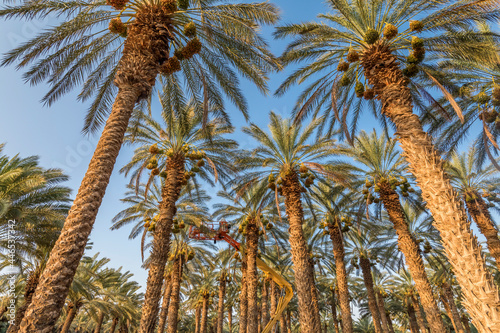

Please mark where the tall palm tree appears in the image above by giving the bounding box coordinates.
[119,99,237,331]
[0,1,279,329]
[275,1,500,328]
[446,147,500,270]
[235,112,350,333]
[339,130,445,332]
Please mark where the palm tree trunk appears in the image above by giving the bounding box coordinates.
[442,284,465,333]
[201,295,209,333]
[19,86,143,333]
[411,296,429,333]
[217,276,226,333]
[328,219,354,333]
[258,307,262,333]
[287,309,292,333]
[376,290,393,333]
[239,258,248,333]
[262,279,270,328]
[60,302,81,333]
[387,312,395,333]
[465,196,500,270]
[228,304,233,333]
[7,267,41,333]
[378,182,445,333]
[141,154,185,333]
[157,273,173,333]
[195,305,201,333]
[359,257,383,333]
[110,317,119,333]
[282,172,321,332]
[309,260,322,327]
[280,315,287,333]
[166,256,184,333]
[246,219,260,333]
[330,289,341,333]
[270,280,278,331]
[94,311,105,333]
[362,41,500,332]
[407,302,421,333]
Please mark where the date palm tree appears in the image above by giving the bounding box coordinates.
[234,111,351,333]
[118,99,237,331]
[446,147,500,270]
[275,1,500,329]
[0,1,279,329]
[339,130,445,332]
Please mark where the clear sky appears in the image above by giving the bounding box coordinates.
[0,0,487,292]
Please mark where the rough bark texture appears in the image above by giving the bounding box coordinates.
[94,311,104,333]
[60,302,81,333]
[262,279,270,329]
[195,305,201,333]
[110,317,118,333]
[412,296,428,333]
[407,302,421,333]
[328,219,354,333]
[282,171,321,332]
[217,276,226,333]
[376,290,393,333]
[246,219,260,333]
[361,41,500,332]
[141,154,185,333]
[17,5,177,330]
[201,296,209,333]
[287,310,292,333]
[309,259,322,327]
[330,289,341,333]
[228,304,233,333]
[443,284,465,333]
[280,315,287,333]
[466,196,500,270]
[7,268,41,333]
[270,280,278,332]
[359,257,383,333]
[166,257,184,333]
[239,259,248,333]
[157,273,173,333]
[379,182,445,333]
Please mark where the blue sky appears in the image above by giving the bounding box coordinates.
[0,0,488,292]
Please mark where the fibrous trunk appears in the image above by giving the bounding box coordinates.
[328,219,354,333]
[217,276,226,333]
[330,289,341,333]
[60,302,81,333]
[262,279,270,328]
[361,41,500,332]
[141,154,185,332]
[166,256,185,333]
[110,317,118,333]
[239,258,248,333]
[359,257,383,333]
[246,219,260,333]
[407,302,420,333]
[201,296,209,333]
[378,182,445,332]
[228,304,233,333]
[466,196,500,270]
[195,305,201,333]
[157,273,173,333]
[282,171,321,332]
[7,267,41,333]
[376,291,394,333]
[94,311,105,333]
[17,5,175,330]
[442,283,465,333]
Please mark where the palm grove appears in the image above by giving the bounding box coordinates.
[0,0,500,332]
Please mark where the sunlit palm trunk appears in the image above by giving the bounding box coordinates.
[328,219,354,333]
[195,305,201,333]
[239,259,248,333]
[157,273,173,333]
[217,276,226,333]
[378,182,445,333]
[141,154,185,332]
[361,41,500,332]
[94,311,105,333]
[261,279,270,328]
[359,257,383,333]
[7,267,41,333]
[60,302,82,333]
[246,219,260,333]
[228,304,233,333]
[110,317,119,333]
[282,172,321,332]
[465,196,500,270]
[407,301,420,333]
[166,257,184,333]
[19,86,142,333]
[330,289,341,333]
[412,296,429,333]
[201,295,209,333]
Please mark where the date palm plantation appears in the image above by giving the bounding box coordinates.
[0,0,279,330]
[275,0,500,330]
